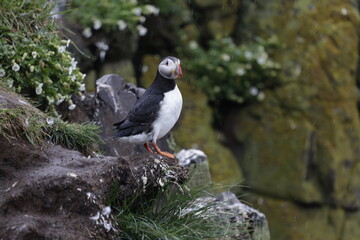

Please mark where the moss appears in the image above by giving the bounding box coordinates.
[234,0,360,209]
[244,193,344,240]
[172,81,243,187]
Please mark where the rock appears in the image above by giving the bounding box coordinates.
[226,1,360,239]
[185,191,270,240]
[176,149,212,188]
[0,136,187,239]
[94,74,169,156]
[244,193,344,240]
[60,73,169,157]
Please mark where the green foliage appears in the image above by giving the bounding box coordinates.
[185,37,281,105]
[67,0,160,34]
[0,0,85,111]
[116,186,236,240]
[0,106,102,155]
[49,120,103,155]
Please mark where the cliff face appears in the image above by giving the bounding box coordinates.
[0,76,270,240]
[224,1,360,239]
[0,137,185,239]
[0,85,187,239]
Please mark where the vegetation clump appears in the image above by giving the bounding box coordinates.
[0,0,85,111]
[185,37,281,105]
[116,185,241,240]
[66,0,160,35]
[0,90,102,155]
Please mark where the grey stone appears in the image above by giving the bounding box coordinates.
[184,191,270,240]
[215,192,270,240]
[176,149,212,188]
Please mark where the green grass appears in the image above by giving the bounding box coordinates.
[116,186,237,240]
[0,105,103,155]
[49,120,103,155]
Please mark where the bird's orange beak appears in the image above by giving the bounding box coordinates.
[176,64,183,78]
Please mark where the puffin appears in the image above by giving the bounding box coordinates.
[114,56,183,159]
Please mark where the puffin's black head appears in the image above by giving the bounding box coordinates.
[158,56,183,79]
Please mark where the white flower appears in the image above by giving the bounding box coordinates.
[79,83,86,91]
[249,87,259,96]
[12,63,20,72]
[0,69,5,77]
[70,58,78,69]
[47,97,54,104]
[35,83,43,95]
[58,46,65,53]
[68,104,76,110]
[93,19,102,30]
[257,92,266,101]
[132,7,142,16]
[95,41,109,51]
[68,67,73,75]
[139,16,146,23]
[117,20,127,30]
[80,95,86,101]
[137,25,148,36]
[82,27,92,38]
[236,68,245,76]
[56,95,65,105]
[46,117,54,125]
[66,39,71,47]
[189,41,198,49]
[341,7,348,16]
[100,51,106,61]
[81,73,87,80]
[30,65,35,72]
[145,5,160,15]
[71,75,77,81]
[31,51,38,58]
[221,54,230,62]
[257,53,268,65]
[245,51,253,60]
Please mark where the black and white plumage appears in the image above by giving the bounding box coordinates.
[114,56,183,159]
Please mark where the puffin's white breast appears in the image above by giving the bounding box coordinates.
[152,85,182,140]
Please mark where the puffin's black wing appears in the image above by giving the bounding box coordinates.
[114,90,164,137]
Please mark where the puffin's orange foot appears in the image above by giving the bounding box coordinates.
[152,143,175,159]
[144,143,153,153]
[158,151,175,159]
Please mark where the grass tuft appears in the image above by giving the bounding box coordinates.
[0,103,103,155]
[49,121,103,155]
[116,185,237,240]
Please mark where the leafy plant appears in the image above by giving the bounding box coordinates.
[185,37,281,105]
[66,0,160,36]
[0,0,85,111]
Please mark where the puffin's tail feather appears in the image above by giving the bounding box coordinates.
[113,120,147,137]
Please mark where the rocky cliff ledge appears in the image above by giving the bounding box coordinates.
[0,76,270,239]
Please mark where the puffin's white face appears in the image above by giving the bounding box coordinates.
[158,57,182,79]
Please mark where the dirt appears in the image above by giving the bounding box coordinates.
[0,136,187,240]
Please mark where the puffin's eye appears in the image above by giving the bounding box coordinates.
[165,61,168,66]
